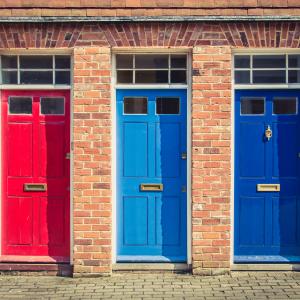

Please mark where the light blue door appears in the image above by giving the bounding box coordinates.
[235,90,300,263]
[117,89,187,262]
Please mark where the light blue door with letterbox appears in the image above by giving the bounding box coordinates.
[117,89,187,262]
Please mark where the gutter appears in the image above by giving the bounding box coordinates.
[0,15,300,23]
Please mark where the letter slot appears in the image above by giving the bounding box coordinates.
[24,183,47,192]
[140,184,163,192]
[257,184,280,192]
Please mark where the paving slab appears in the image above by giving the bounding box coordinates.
[0,272,299,299]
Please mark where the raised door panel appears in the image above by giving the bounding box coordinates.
[155,123,180,178]
[7,197,33,245]
[272,122,298,178]
[239,122,265,178]
[39,122,65,179]
[155,196,180,246]
[123,122,148,178]
[8,123,33,178]
[239,196,265,247]
[123,196,148,246]
[39,196,65,247]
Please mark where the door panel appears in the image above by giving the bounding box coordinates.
[155,123,180,178]
[39,122,65,178]
[272,122,297,178]
[123,196,148,245]
[2,90,70,261]
[8,123,33,177]
[117,89,187,262]
[239,122,265,178]
[235,90,300,262]
[123,122,148,177]
[7,197,33,245]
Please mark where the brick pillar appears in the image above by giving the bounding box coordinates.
[191,46,232,275]
[73,47,112,275]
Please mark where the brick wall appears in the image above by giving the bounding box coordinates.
[1,0,300,17]
[192,46,231,275]
[73,47,112,274]
[1,21,299,275]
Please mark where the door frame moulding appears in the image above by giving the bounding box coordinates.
[111,48,192,266]
[231,48,300,269]
[0,49,74,266]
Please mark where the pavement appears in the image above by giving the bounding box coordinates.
[0,271,299,299]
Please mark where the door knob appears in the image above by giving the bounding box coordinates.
[265,125,272,141]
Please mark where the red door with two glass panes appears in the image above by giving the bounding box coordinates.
[1,90,70,262]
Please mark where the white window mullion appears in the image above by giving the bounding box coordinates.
[286,54,289,84]
[250,54,253,84]
[53,55,55,85]
[17,55,20,84]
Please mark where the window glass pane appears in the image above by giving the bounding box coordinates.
[55,56,70,69]
[288,55,300,68]
[41,98,65,115]
[253,55,286,68]
[55,71,70,84]
[288,70,300,83]
[116,55,133,69]
[2,56,17,68]
[9,97,32,114]
[273,98,297,115]
[124,97,147,114]
[20,71,53,84]
[253,70,285,84]
[135,55,168,69]
[117,70,133,83]
[20,55,52,69]
[235,70,250,84]
[2,71,17,84]
[171,55,186,68]
[156,98,180,114]
[241,98,264,115]
[135,70,168,83]
[234,55,250,68]
[171,70,186,83]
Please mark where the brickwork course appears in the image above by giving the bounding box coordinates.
[0,272,299,299]
[1,1,300,17]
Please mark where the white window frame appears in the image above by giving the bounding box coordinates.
[234,51,300,89]
[0,54,71,86]
[115,53,188,87]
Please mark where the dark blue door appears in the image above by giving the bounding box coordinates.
[235,90,300,262]
[117,89,187,262]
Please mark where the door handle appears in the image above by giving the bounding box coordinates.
[257,184,280,192]
[140,184,163,191]
[265,125,272,141]
[24,183,47,192]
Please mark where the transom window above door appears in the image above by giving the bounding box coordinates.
[1,55,71,85]
[116,54,187,84]
[234,54,300,84]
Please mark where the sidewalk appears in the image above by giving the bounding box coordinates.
[0,271,299,299]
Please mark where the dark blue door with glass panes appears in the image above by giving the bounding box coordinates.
[235,90,300,263]
[116,89,187,262]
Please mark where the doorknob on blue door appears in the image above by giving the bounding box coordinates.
[265,125,272,141]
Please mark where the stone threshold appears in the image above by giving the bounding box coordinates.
[231,264,300,271]
[113,263,190,272]
[0,263,73,276]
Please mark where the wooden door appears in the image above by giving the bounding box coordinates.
[2,90,70,261]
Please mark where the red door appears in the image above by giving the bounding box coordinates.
[1,90,70,262]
